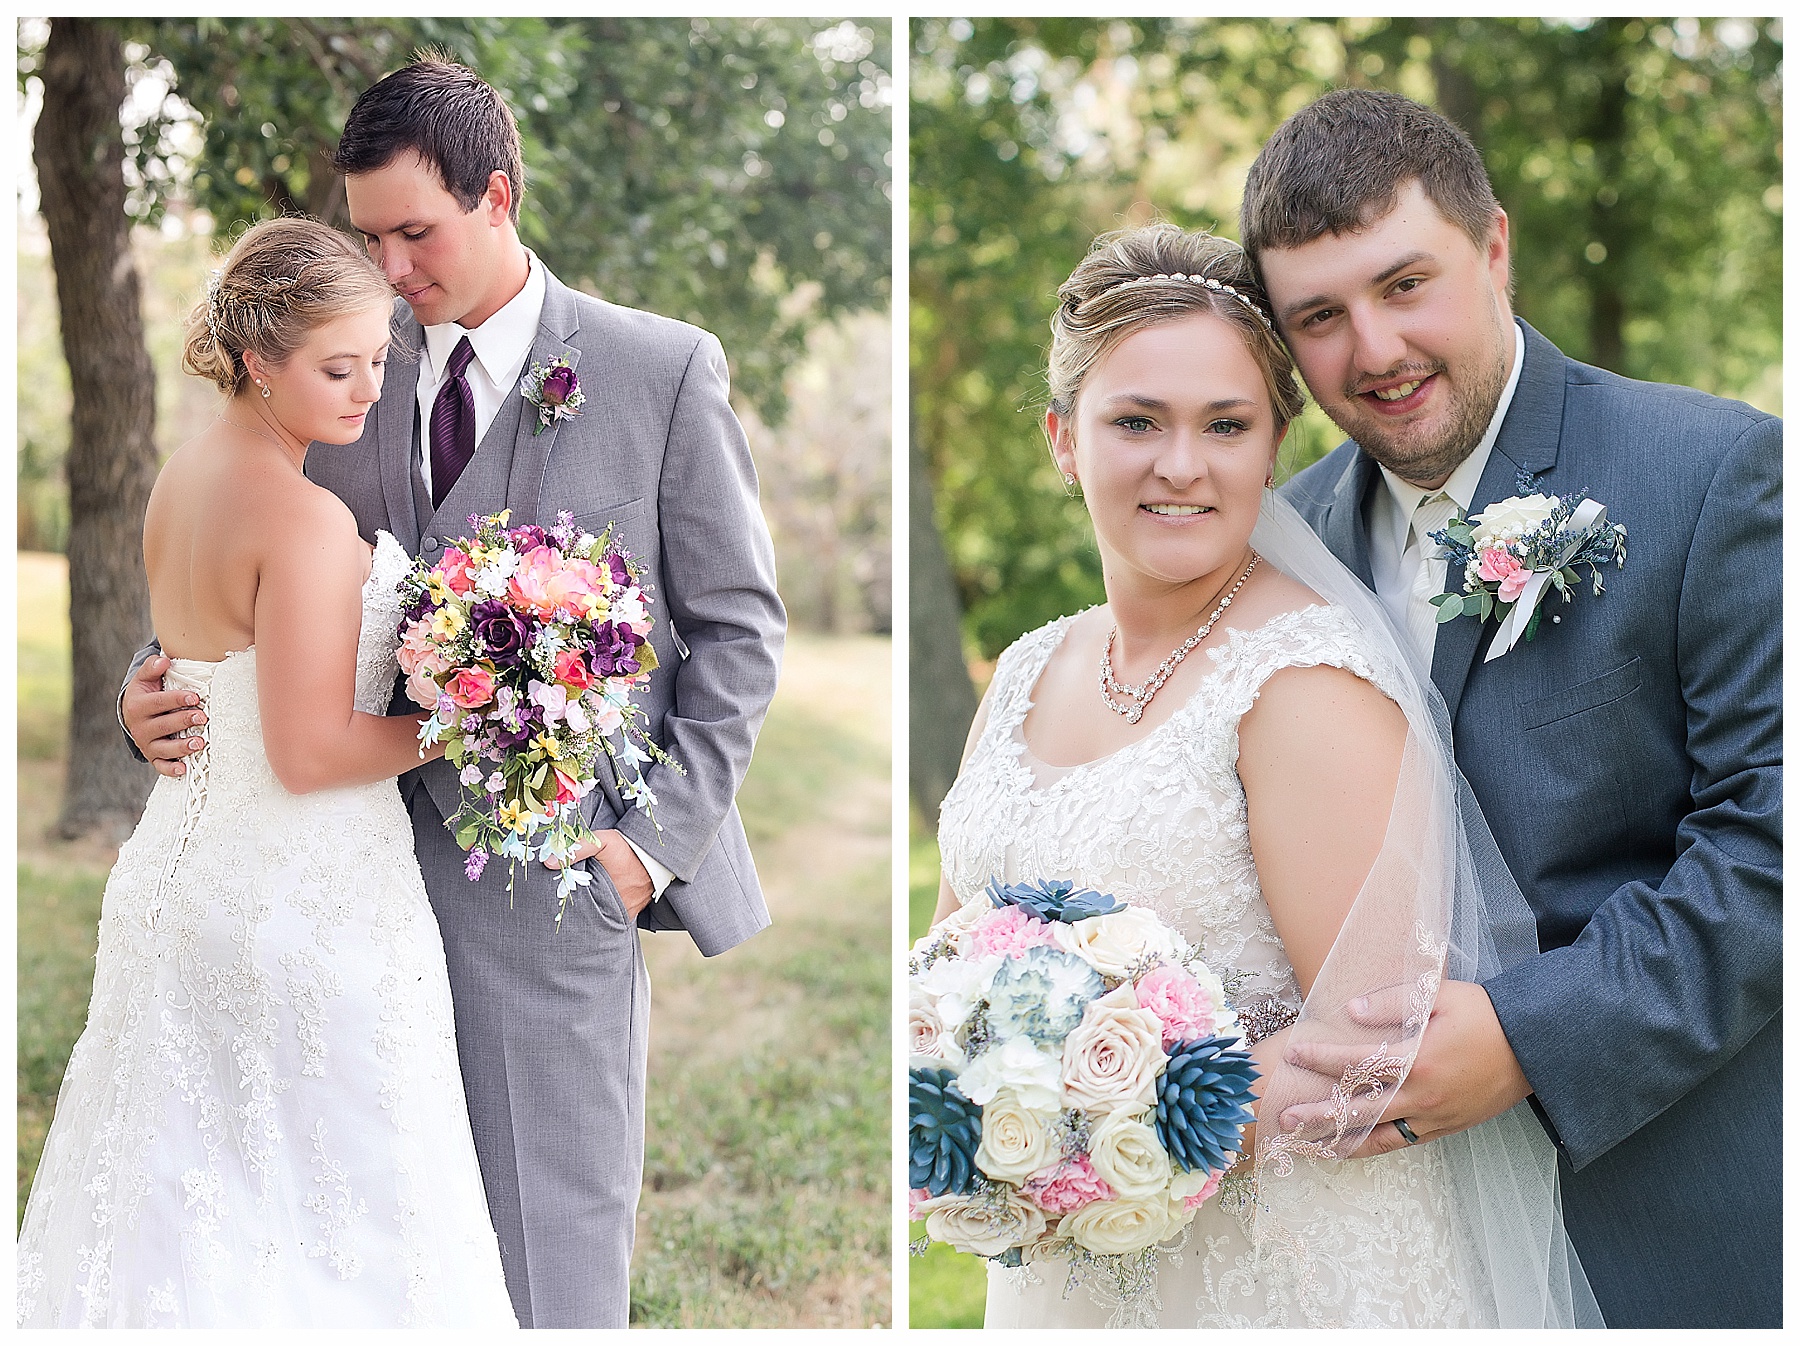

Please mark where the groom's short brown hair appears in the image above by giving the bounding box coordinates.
[333,53,525,223]
[1240,89,1499,261]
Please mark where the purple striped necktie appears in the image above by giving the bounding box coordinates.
[428,334,477,508]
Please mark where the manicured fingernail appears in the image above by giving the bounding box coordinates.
[185,694,199,705]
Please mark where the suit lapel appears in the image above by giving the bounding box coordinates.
[1316,450,1380,589]
[379,308,426,553]
[503,273,584,527]
[1430,322,1569,719]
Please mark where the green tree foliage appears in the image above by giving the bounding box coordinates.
[913,17,1781,663]
[110,17,892,420]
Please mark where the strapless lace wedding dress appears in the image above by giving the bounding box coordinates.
[937,604,1475,1327]
[16,532,517,1328]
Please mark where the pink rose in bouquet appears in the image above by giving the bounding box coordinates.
[444,667,496,709]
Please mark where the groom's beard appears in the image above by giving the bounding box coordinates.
[1313,305,1511,489]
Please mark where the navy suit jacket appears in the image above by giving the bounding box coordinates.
[1285,322,1781,1328]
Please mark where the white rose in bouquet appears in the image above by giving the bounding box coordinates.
[1060,1192,1181,1256]
[976,1088,1060,1185]
[1061,985,1166,1113]
[908,985,965,1070]
[1052,905,1180,978]
[1086,1107,1173,1200]
[919,1187,1049,1259]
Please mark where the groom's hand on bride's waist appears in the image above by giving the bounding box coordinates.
[545,829,655,918]
[122,654,208,779]
[1278,980,1531,1157]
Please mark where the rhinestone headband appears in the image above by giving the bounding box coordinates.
[1084,271,1276,334]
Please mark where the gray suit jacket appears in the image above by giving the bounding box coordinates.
[306,271,784,957]
[1285,322,1781,1327]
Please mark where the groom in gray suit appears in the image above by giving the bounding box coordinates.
[122,60,785,1327]
[1246,90,1779,1327]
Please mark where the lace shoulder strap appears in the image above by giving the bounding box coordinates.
[1202,604,1408,729]
[974,612,1081,752]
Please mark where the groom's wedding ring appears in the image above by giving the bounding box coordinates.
[1393,1118,1421,1145]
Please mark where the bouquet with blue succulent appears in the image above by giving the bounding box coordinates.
[908,877,1257,1278]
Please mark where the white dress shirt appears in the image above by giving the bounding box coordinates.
[1370,321,1526,665]
[414,250,547,500]
[414,252,675,900]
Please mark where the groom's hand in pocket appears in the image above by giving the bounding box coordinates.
[1279,980,1531,1156]
[121,654,207,779]
[545,829,654,918]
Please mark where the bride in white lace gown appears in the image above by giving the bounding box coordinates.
[929,226,1593,1327]
[17,219,516,1328]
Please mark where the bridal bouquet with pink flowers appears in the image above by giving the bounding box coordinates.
[396,509,682,924]
[908,879,1257,1291]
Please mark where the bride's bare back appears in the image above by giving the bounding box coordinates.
[143,421,370,664]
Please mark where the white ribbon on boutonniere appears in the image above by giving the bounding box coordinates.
[1485,497,1608,662]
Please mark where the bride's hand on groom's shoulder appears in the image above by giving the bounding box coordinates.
[1279,980,1531,1157]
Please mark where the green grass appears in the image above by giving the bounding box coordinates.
[622,634,894,1326]
[17,862,105,1227]
[14,558,891,1326]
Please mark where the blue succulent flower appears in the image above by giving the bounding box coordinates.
[984,876,1126,924]
[910,1067,983,1196]
[1154,1035,1260,1174]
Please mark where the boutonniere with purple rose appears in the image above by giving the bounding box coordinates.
[1429,477,1628,663]
[520,354,584,435]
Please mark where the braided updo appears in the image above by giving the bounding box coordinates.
[1047,223,1305,427]
[181,216,395,395]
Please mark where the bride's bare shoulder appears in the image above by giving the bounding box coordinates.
[1250,564,1327,617]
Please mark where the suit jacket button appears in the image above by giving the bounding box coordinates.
[422,535,437,551]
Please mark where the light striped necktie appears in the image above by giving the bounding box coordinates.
[1403,492,1458,664]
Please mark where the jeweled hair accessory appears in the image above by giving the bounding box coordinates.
[205,268,225,342]
[1084,272,1276,334]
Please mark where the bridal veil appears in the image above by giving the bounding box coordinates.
[1247,490,1602,1328]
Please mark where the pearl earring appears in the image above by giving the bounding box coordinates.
[258,380,270,400]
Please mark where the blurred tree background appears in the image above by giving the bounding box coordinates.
[19,15,892,836]
[909,15,1782,825]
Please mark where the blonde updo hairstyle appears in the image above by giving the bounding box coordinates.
[1047,223,1305,430]
[181,216,396,396]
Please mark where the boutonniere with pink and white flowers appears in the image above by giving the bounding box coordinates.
[1429,480,1628,662]
[519,354,584,435]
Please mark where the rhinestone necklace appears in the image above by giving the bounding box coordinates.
[1099,550,1261,724]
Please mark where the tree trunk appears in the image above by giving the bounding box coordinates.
[908,408,978,823]
[36,18,158,839]
[1583,20,1632,373]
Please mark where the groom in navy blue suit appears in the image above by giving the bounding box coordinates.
[1246,90,1779,1328]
